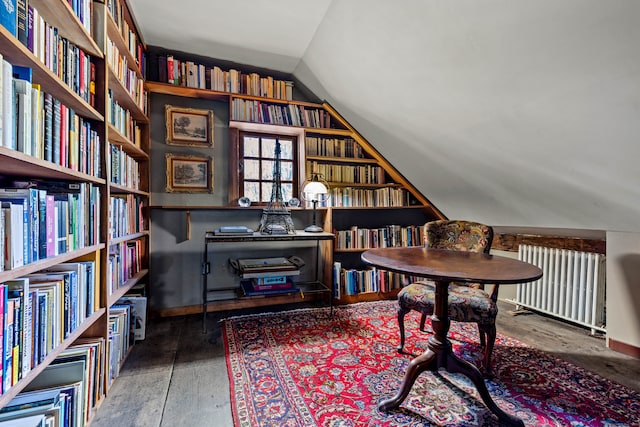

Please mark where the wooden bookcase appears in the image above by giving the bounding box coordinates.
[0,0,149,413]
[146,58,446,309]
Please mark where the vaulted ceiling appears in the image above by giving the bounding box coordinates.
[128,0,640,233]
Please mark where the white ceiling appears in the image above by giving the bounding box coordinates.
[128,0,640,233]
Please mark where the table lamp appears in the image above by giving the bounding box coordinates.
[301,174,330,232]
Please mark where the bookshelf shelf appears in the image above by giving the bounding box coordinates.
[0,148,107,183]
[107,268,150,306]
[29,0,103,57]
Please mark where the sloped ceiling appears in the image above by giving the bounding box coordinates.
[128,0,640,233]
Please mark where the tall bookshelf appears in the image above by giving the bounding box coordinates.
[0,0,149,414]
[145,53,446,310]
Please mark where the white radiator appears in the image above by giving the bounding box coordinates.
[511,245,606,334]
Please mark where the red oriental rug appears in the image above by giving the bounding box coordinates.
[223,300,640,427]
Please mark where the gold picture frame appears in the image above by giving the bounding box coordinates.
[165,105,214,147]
[165,154,213,193]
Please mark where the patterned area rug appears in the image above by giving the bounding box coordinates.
[223,300,639,426]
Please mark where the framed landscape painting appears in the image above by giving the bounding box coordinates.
[165,105,214,147]
[165,154,213,193]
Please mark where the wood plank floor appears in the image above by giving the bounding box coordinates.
[89,301,640,427]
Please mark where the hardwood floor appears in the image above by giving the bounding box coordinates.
[89,301,640,427]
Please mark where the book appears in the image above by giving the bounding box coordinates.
[6,278,31,379]
[16,0,27,46]
[0,187,39,264]
[251,278,294,292]
[30,83,41,158]
[0,0,17,37]
[0,284,5,394]
[1,59,13,150]
[116,296,146,340]
[240,279,298,297]
[2,201,25,269]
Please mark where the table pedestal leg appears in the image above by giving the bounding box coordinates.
[379,280,524,427]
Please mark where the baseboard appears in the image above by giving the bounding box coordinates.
[608,338,640,359]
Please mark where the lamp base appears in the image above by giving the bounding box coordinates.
[304,224,324,233]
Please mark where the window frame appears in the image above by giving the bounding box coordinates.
[231,130,301,207]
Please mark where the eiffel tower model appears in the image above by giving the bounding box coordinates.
[258,141,296,234]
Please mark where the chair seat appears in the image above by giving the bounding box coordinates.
[398,281,497,324]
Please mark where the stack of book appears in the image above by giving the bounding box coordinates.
[231,257,305,297]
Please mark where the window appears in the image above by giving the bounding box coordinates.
[239,132,297,204]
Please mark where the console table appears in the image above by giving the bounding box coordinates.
[201,230,335,332]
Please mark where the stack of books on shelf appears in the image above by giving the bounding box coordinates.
[231,257,304,296]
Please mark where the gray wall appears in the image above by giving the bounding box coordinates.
[148,93,318,310]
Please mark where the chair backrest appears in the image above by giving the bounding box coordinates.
[424,219,496,295]
[424,220,494,254]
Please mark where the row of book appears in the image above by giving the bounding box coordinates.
[0,2,96,108]
[154,54,294,100]
[109,194,144,239]
[333,262,415,298]
[0,261,98,395]
[0,182,101,272]
[107,240,144,296]
[109,145,141,190]
[306,161,387,185]
[328,187,410,208]
[106,38,147,114]
[0,336,106,426]
[305,136,364,158]
[106,0,146,75]
[231,98,334,129]
[334,224,425,250]
[0,291,146,424]
[106,90,144,146]
[0,59,102,178]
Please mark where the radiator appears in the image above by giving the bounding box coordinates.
[511,245,606,334]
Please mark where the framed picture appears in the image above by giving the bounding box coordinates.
[165,106,214,147]
[165,154,213,193]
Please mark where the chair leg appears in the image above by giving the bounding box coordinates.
[419,313,427,332]
[479,323,496,377]
[477,323,486,348]
[397,306,411,353]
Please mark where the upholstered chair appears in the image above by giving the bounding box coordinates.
[397,220,498,374]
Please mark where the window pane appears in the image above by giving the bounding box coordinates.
[244,137,260,157]
[244,182,260,202]
[261,182,273,202]
[280,139,293,160]
[281,183,293,201]
[262,138,277,159]
[262,160,274,181]
[244,159,260,180]
[280,161,293,181]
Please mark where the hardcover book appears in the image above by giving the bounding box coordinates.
[0,0,17,37]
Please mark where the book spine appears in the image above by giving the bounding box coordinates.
[0,285,4,394]
[16,0,27,47]
[4,299,14,392]
[43,93,53,161]
[52,98,61,165]
[2,60,14,150]
[45,195,55,257]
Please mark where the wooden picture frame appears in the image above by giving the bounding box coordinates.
[165,154,213,193]
[165,105,214,147]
